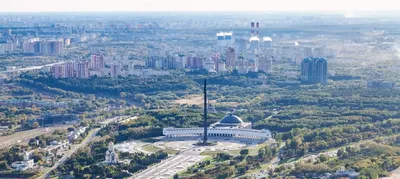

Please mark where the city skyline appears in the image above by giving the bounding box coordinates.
[0,2,400,178]
[1,0,399,12]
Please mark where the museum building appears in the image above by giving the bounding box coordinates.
[163,113,272,140]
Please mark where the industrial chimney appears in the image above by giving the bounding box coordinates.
[251,22,255,36]
[256,22,259,36]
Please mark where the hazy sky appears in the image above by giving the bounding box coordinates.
[1,0,399,12]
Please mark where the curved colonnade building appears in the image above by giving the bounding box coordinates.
[163,113,272,140]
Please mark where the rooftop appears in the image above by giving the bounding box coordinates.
[249,36,260,42]
[220,113,244,124]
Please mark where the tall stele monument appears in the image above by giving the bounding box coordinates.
[162,79,272,142]
[203,79,208,144]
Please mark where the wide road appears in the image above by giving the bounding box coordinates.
[0,125,72,150]
[0,61,65,74]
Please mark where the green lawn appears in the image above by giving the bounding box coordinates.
[141,144,160,153]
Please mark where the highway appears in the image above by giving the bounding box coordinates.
[0,61,65,74]
[0,125,72,150]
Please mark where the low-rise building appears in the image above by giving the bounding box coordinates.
[367,81,396,89]
[11,152,34,171]
[163,113,272,140]
[67,127,87,142]
[333,167,359,179]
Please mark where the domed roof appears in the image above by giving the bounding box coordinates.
[220,113,243,124]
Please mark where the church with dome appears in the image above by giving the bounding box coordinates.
[163,113,272,140]
[105,142,119,164]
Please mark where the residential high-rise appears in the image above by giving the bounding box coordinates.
[146,56,176,69]
[175,54,186,69]
[6,29,12,36]
[40,41,48,54]
[51,64,66,79]
[162,56,175,69]
[65,62,75,78]
[301,57,328,85]
[226,47,236,68]
[186,56,193,68]
[49,40,63,55]
[89,54,96,69]
[203,60,216,72]
[5,41,14,53]
[64,38,71,47]
[55,40,63,54]
[195,57,204,69]
[23,38,39,53]
[212,53,225,73]
[303,47,313,58]
[77,61,89,79]
[90,54,105,71]
[49,41,56,55]
[0,43,5,54]
[187,56,203,69]
[258,55,273,73]
[35,27,39,37]
[110,64,120,78]
[238,39,247,55]
[146,56,161,69]
[313,47,325,57]
[216,61,226,73]
[34,41,41,54]
[237,55,249,75]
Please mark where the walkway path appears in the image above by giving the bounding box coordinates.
[382,168,400,179]
[130,149,205,179]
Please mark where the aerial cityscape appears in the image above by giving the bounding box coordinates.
[0,0,400,179]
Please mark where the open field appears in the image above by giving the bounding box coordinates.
[174,95,216,105]
[142,144,161,153]
[174,94,239,107]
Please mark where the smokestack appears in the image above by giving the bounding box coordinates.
[203,79,208,144]
[251,22,255,36]
[256,22,259,36]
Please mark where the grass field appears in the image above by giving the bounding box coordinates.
[142,144,160,153]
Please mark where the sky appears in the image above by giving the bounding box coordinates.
[0,0,399,12]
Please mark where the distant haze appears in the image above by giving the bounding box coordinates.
[1,0,399,12]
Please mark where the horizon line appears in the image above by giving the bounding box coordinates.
[0,9,400,13]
